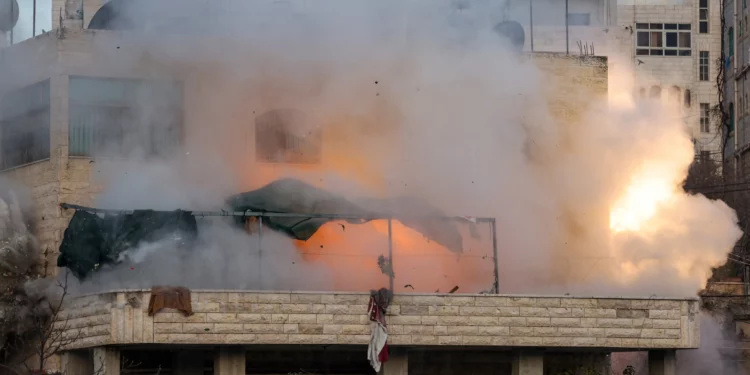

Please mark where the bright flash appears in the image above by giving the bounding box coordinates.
[609,165,676,233]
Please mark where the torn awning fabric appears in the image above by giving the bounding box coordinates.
[227,178,464,252]
[57,209,197,280]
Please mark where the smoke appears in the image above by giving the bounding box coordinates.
[676,313,743,375]
[48,0,741,299]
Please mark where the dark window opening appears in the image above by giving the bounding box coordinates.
[255,109,322,164]
[635,23,692,56]
[0,80,51,170]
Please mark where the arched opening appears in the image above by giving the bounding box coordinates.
[649,85,661,98]
[254,109,322,164]
[684,89,692,108]
[669,86,681,104]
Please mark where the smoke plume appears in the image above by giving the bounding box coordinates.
[47,0,741,300]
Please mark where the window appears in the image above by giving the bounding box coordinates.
[68,76,183,157]
[567,13,590,26]
[699,0,709,33]
[684,89,692,108]
[636,23,691,56]
[639,88,646,97]
[729,102,735,133]
[649,85,662,98]
[699,51,709,81]
[0,80,51,170]
[255,109,322,164]
[700,103,711,132]
[729,27,735,57]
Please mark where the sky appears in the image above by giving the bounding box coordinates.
[5,0,51,44]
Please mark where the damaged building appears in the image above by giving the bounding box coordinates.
[0,0,697,374]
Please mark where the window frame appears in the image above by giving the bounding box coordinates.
[68,76,184,158]
[636,23,692,56]
[0,79,51,170]
[254,109,322,165]
[700,102,711,133]
[699,51,710,81]
[699,0,709,34]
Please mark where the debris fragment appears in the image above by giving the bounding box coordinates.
[449,286,459,294]
[377,255,395,278]
[404,284,414,289]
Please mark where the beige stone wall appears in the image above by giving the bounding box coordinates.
[57,291,699,350]
[615,0,722,157]
[532,53,609,124]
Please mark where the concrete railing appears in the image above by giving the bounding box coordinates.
[56,290,700,350]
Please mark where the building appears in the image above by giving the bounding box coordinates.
[724,0,750,166]
[612,0,723,163]
[0,1,699,374]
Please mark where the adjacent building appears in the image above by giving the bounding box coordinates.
[724,0,750,168]
[613,0,723,162]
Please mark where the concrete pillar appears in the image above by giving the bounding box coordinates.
[214,347,245,375]
[93,347,120,375]
[61,350,93,375]
[512,351,543,375]
[381,353,408,375]
[174,350,205,375]
[648,350,676,375]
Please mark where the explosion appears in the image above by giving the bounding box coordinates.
[609,163,678,234]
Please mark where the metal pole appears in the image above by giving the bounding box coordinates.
[9,0,13,45]
[387,218,394,293]
[491,219,499,294]
[564,0,569,54]
[529,0,534,52]
[32,0,36,37]
[258,217,263,290]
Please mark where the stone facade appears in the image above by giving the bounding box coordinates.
[614,0,723,159]
[56,291,699,350]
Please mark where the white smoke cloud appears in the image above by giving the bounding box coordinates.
[47,0,740,301]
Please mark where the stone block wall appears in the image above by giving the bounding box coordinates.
[56,291,700,350]
[532,53,608,126]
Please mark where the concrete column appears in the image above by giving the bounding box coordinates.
[93,347,120,375]
[512,351,543,375]
[648,350,676,375]
[174,350,205,375]
[380,353,408,375]
[214,347,245,375]
[61,350,93,375]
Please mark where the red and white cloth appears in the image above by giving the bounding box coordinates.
[367,295,389,372]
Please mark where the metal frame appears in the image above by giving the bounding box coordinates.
[60,203,500,294]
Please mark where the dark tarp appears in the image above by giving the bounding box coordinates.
[57,210,197,280]
[227,178,464,252]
